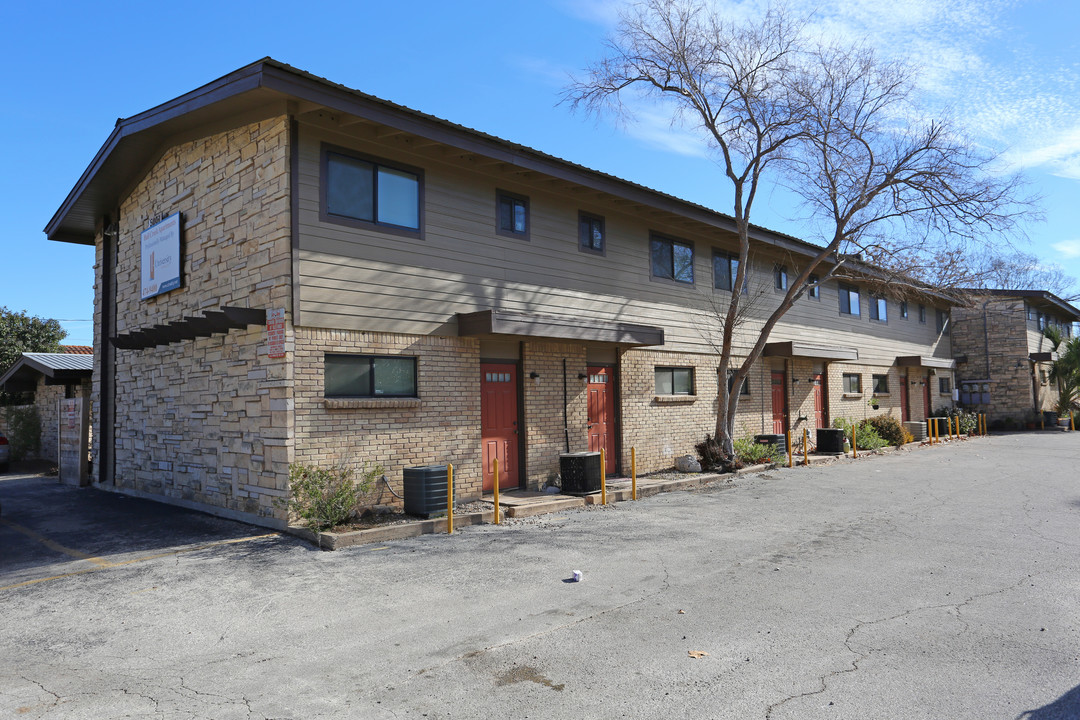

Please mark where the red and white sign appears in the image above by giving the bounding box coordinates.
[266,308,286,358]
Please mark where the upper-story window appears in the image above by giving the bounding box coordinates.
[651,234,694,284]
[713,251,739,292]
[807,274,820,300]
[900,301,909,319]
[1036,313,1047,331]
[774,265,788,291]
[579,212,604,254]
[936,310,950,333]
[839,283,861,316]
[870,296,887,323]
[919,304,927,323]
[497,190,529,239]
[323,147,422,233]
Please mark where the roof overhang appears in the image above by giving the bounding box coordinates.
[457,310,664,347]
[896,355,956,370]
[1029,352,1059,363]
[763,341,858,361]
[44,58,830,265]
[0,354,93,392]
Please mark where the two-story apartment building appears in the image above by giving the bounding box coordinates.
[952,289,1080,424]
[46,60,955,528]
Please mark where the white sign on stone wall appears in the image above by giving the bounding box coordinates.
[266,308,286,358]
[141,212,183,300]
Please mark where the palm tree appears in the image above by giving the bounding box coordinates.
[1043,328,1080,417]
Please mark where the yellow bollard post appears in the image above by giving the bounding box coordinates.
[447,463,454,535]
[803,428,809,466]
[493,457,500,525]
[852,425,858,458]
[947,417,952,440]
[1041,417,1045,431]
[786,431,793,468]
[927,418,933,445]
[600,448,607,505]
[1071,412,1075,431]
[631,447,637,501]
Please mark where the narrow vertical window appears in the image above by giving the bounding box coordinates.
[578,212,605,254]
[807,274,820,300]
[496,190,529,239]
[839,284,861,316]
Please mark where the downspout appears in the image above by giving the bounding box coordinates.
[563,358,570,453]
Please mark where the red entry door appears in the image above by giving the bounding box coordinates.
[587,366,615,474]
[771,371,787,435]
[481,363,518,492]
[899,375,910,422]
[923,375,932,420]
[812,373,825,429]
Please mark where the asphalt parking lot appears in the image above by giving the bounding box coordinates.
[2,432,1079,719]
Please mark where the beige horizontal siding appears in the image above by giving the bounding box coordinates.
[296,122,951,364]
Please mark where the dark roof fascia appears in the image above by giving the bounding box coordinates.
[958,289,1080,320]
[45,58,821,260]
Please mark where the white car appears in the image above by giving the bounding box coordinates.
[0,432,9,473]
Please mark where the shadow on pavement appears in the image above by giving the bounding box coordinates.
[1017,684,1080,720]
[0,472,290,582]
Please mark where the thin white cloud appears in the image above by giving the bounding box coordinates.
[1052,239,1080,259]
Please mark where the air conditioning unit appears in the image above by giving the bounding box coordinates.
[403,465,453,518]
[559,452,602,494]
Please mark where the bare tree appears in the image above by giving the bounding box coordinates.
[567,0,1033,456]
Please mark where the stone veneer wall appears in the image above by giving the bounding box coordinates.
[951,298,1040,423]
[292,329,483,503]
[522,342,589,487]
[93,116,294,527]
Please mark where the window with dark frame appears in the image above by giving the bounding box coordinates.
[650,235,694,284]
[579,212,604,253]
[870,296,887,322]
[713,251,739,292]
[919,304,927,323]
[726,369,750,395]
[839,284,861,316]
[939,376,951,394]
[936,310,950,333]
[807,274,820,300]
[774,265,788,291]
[842,373,861,394]
[655,366,694,395]
[324,354,418,398]
[900,300,908,319]
[872,374,889,394]
[496,190,529,238]
[324,149,421,231]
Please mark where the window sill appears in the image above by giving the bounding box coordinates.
[324,398,421,409]
[653,394,697,404]
[842,393,863,399]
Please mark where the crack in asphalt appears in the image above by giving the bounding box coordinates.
[763,574,1035,719]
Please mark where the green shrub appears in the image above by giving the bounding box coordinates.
[833,417,888,451]
[864,415,914,447]
[733,436,782,465]
[3,405,41,461]
[279,461,384,532]
[934,406,978,434]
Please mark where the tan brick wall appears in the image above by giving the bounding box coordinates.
[91,116,293,526]
[292,328,483,504]
[619,348,772,473]
[522,342,588,487]
[827,362,954,425]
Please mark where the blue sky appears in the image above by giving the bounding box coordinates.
[3,0,1078,346]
